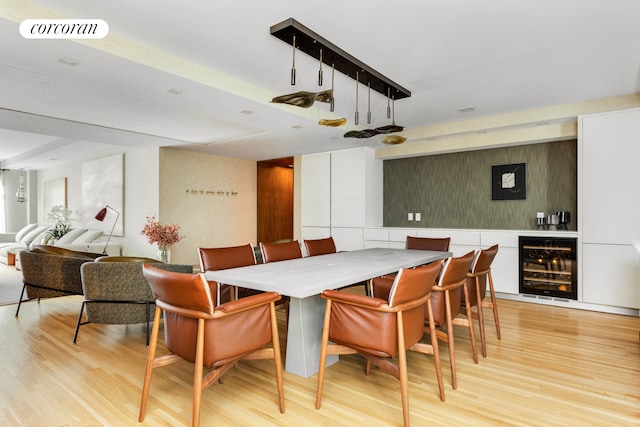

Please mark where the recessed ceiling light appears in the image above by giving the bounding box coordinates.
[240,110,253,115]
[58,56,81,67]
[457,106,476,113]
[166,88,183,95]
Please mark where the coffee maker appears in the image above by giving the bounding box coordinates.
[557,211,571,230]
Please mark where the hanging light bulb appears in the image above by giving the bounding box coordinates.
[15,170,26,203]
[354,71,359,125]
[367,82,372,125]
[392,93,395,125]
[318,48,323,86]
[330,63,335,112]
[291,34,296,85]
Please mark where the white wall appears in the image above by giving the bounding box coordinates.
[36,146,160,257]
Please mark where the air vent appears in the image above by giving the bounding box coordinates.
[457,106,476,113]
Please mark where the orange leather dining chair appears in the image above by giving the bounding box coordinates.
[304,236,369,295]
[259,240,302,325]
[465,244,500,358]
[260,240,302,263]
[316,261,445,427]
[369,236,451,299]
[140,264,285,427]
[303,237,336,257]
[426,251,477,390]
[197,244,260,304]
[405,236,451,251]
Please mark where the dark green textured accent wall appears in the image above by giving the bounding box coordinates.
[383,140,577,230]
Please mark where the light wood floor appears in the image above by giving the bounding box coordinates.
[1,293,638,426]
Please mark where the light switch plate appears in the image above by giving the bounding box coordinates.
[408,212,413,221]
[415,213,421,221]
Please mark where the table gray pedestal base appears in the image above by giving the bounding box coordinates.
[285,295,338,378]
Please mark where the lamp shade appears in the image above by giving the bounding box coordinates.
[95,207,108,221]
[94,205,119,255]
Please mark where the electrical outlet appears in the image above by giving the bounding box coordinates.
[408,212,414,221]
[415,212,421,221]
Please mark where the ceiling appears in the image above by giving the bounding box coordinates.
[1,0,639,170]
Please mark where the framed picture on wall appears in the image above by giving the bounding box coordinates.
[82,153,124,236]
[492,163,526,200]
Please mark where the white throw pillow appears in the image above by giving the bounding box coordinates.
[21,226,48,245]
[72,229,104,244]
[14,223,38,243]
[29,229,52,246]
[55,228,88,245]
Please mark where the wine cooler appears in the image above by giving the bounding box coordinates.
[519,236,577,300]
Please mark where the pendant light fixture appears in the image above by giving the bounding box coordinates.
[354,71,359,125]
[15,169,26,203]
[330,63,335,112]
[376,94,404,134]
[291,34,296,85]
[318,48,323,86]
[387,87,391,119]
[367,82,372,125]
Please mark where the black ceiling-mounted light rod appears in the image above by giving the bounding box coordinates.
[270,18,411,100]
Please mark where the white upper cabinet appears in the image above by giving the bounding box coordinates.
[301,147,383,229]
[330,147,383,228]
[301,152,331,227]
[580,107,640,244]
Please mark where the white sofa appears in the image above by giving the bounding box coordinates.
[0,224,121,265]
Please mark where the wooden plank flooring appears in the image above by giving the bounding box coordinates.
[1,295,638,426]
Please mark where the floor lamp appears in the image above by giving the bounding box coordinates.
[95,205,119,255]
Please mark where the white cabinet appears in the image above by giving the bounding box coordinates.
[580,108,640,309]
[580,108,640,244]
[330,147,382,228]
[582,243,639,309]
[301,147,383,249]
[332,228,365,252]
[301,152,330,227]
[480,231,519,294]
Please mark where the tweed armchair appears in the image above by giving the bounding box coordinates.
[16,245,101,316]
[74,260,193,344]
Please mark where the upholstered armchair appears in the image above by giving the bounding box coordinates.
[74,259,193,344]
[316,262,445,427]
[16,245,101,316]
[140,264,285,427]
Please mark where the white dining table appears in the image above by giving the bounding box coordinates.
[204,247,451,378]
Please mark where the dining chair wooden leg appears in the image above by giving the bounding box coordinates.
[415,300,445,401]
[474,276,487,358]
[396,311,410,427]
[269,302,285,413]
[427,301,445,401]
[139,307,162,422]
[462,283,478,364]
[444,290,457,390]
[192,318,206,427]
[315,300,332,409]
[487,272,501,339]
